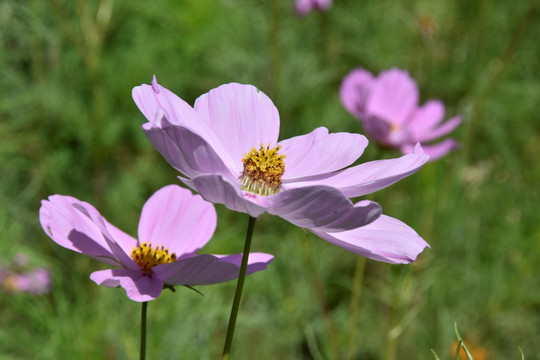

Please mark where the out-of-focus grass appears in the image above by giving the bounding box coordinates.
[1,0,539,358]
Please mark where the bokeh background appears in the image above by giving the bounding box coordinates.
[1,0,539,359]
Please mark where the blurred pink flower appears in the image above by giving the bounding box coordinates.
[1,263,51,295]
[294,0,332,16]
[40,185,273,302]
[0,254,51,295]
[133,78,430,264]
[340,67,462,160]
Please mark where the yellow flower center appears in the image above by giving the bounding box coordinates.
[130,242,177,273]
[240,143,286,196]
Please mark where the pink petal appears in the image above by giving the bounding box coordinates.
[70,202,139,271]
[268,186,381,232]
[315,0,332,10]
[194,83,280,171]
[407,100,445,138]
[132,76,208,136]
[143,113,237,179]
[361,115,393,144]
[311,215,430,264]
[279,127,368,180]
[184,174,268,217]
[39,195,130,267]
[340,68,375,119]
[294,0,314,16]
[153,253,274,285]
[138,185,216,255]
[287,143,429,197]
[402,138,459,161]
[90,269,163,302]
[416,116,462,143]
[366,68,419,125]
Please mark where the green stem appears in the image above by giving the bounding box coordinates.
[222,216,257,360]
[140,301,148,360]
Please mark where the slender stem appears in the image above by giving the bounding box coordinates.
[222,216,257,360]
[140,301,148,360]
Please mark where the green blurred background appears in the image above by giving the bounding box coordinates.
[1,0,539,358]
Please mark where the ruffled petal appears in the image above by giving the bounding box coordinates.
[311,214,429,264]
[366,68,419,125]
[194,83,280,170]
[90,269,163,302]
[286,143,429,197]
[138,185,216,255]
[39,195,131,267]
[339,68,375,119]
[279,127,368,180]
[143,113,237,179]
[268,186,381,232]
[183,174,269,217]
[153,253,274,286]
[402,138,459,161]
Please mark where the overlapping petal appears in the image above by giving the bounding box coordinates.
[402,138,459,161]
[285,144,429,198]
[39,195,133,267]
[311,214,429,264]
[138,185,216,255]
[268,186,381,231]
[182,174,269,217]
[280,127,368,180]
[143,113,235,179]
[153,253,273,286]
[339,68,374,118]
[90,269,163,302]
[366,69,418,125]
[194,83,280,173]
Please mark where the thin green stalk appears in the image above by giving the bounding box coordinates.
[222,216,257,360]
[140,301,148,360]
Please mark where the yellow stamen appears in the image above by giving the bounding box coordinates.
[130,243,177,273]
[240,143,286,196]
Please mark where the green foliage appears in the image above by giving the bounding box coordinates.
[1,0,539,358]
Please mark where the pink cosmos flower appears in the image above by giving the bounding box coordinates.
[39,185,273,302]
[340,68,462,160]
[2,268,51,295]
[133,78,431,264]
[0,256,52,295]
[294,0,332,16]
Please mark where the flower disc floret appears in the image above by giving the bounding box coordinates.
[240,143,286,196]
[131,243,177,273]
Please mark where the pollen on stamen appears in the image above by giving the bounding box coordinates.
[240,143,286,196]
[131,242,177,273]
